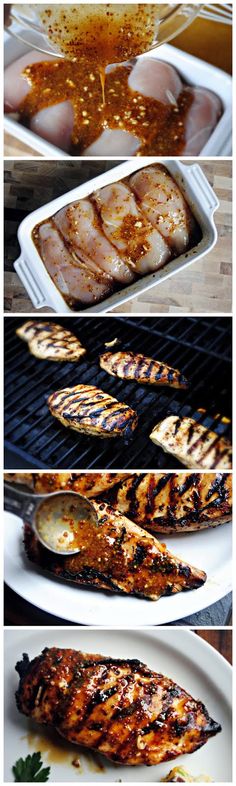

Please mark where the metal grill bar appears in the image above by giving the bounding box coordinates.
[4,316,231,469]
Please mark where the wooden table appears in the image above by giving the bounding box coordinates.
[4,160,232,315]
[4,131,43,158]
[196,630,232,665]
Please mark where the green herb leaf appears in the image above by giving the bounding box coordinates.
[12,752,50,782]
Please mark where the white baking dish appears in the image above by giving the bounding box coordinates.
[13,157,219,313]
[4,33,232,157]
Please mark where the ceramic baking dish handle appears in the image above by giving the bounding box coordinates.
[14,255,49,309]
[187,164,219,215]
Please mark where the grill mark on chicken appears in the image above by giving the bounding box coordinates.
[16,320,86,362]
[173,418,181,435]
[125,474,144,516]
[28,472,130,497]
[23,498,206,599]
[197,435,231,468]
[48,384,138,438]
[74,683,119,731]
[64,404,127,421]
[100,351,189,389]
[205,474,229,502]
[145,474,173,515]
[170,418,230,465]
[62,565,120,592]
[150,415,232,470]
[88,680,141,748]
[105,472,232,533]
[178,473,201,495]
[15,646,221,766]
[187,429,231,468]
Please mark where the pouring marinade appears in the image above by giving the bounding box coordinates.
[4,5,222,155]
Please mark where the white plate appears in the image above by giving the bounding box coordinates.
[4,511,232,626]
[4,628,232,783]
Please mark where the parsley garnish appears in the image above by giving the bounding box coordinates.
[12,752,50,782]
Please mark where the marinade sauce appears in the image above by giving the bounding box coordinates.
[19,3,193,154]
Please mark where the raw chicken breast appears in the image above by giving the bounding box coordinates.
[128,58,183,104]
[4,50,57,111]
[38,222,112,305]
[30,102,74,152]
[182,87,222,154]
[83,128,140,156]
[84,82,221,157]
[93,182,171,274]
[129,165,197,255]
[54,199,134,283]
[4,52,221,157]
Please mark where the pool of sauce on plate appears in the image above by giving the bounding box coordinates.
[22,728,105,771]
[18,4,193,155]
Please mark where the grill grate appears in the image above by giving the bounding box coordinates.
[4,316,232,469]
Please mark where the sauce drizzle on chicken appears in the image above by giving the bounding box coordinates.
[20,58,194,155]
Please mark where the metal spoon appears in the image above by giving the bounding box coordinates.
[4,482,98,556]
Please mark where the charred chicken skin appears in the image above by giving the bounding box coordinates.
[3,472,131,497]
[23,500,206,600]
[106,472,232,533]
[100,351,189,389]
[15,646,221,766]
[150,416,232,470]
[48,384,138,438]
[16,320,86,362]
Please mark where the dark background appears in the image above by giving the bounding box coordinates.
[4,583,232,629]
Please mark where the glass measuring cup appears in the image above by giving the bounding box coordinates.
[5,4,201,61]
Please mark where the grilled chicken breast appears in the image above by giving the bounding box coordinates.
[48,384,138,438]
[16,321,86,362]
[4,472,131,497]
[4,473,35,489]
[107,472,232,533]
[150,416,232,470]
[100,351,189,389]
[16,320,48,343]
[23,500,206,600]
[16,646,221,766]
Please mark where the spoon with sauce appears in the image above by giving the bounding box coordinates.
[4,482,98,555]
